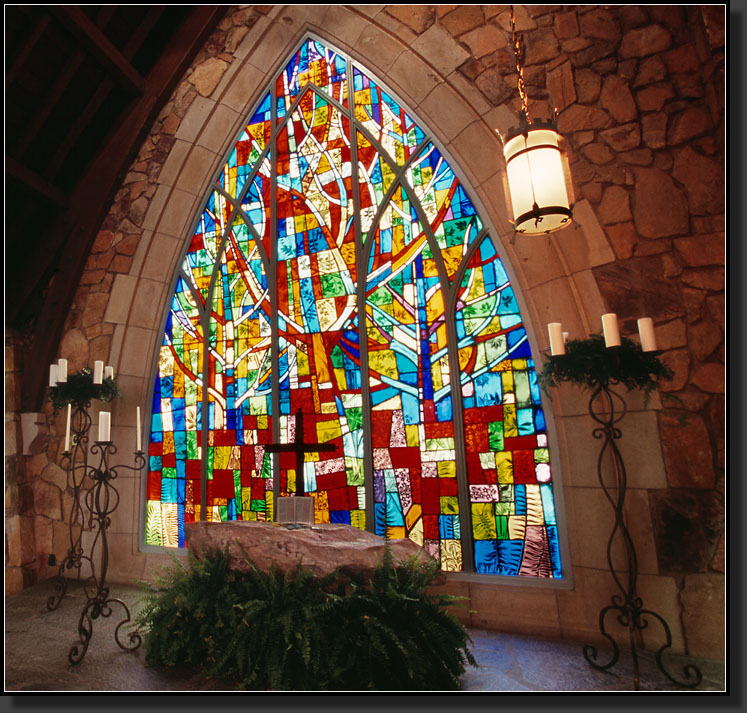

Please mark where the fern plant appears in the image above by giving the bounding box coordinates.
[136,545,476,691]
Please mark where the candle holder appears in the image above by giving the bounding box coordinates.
[579,376,701,690]
[46,403,95,611]
[67,440,145,664]
[46,367,119,611]
[540,334,701,690]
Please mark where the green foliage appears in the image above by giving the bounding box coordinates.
[538,333,673,395]
[49,367,120,415]
[136,546,476,691]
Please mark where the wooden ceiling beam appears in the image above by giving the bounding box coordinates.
[46,7,167,178]
[47,6,145,96]
[20,5,228,411]
[5,13,50,89]
[6,157,68,207]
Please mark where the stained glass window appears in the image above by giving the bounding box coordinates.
[144,37,563,579]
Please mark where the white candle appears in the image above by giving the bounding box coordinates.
[637,317,657,352]
[547,323,565,355]
[65,404,71,452]
[562,331,569,344]
[98,412,111,442]
[104,365,114,380]
[136,406,142,452]
[601,313,621,348]
[93,360,104,384]
[57,358,68,383]
[49,363,59,387]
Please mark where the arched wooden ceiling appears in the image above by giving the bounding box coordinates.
[5,5,229,410]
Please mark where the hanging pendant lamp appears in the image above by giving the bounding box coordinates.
[500,7,574,235]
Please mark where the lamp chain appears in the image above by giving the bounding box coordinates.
[509,6,530,125]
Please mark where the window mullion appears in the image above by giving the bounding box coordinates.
[270,80,281,514]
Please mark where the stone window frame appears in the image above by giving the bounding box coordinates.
[130,29,575,588]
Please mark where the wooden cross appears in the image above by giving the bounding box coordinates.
[265,409,336,497]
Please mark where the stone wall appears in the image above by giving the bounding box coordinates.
[6,5,724,661]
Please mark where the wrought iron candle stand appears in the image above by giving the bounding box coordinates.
[66,440,145,664]
[580,375,702,690]
[47,402,94,611]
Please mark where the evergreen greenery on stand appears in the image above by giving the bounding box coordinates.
[538,333,673,395]
[49,367,120,415]
[136,546,476,691]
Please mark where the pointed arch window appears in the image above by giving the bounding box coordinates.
[143,37,564,579]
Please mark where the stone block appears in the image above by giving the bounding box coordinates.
[140,184,171,234]
[196,104,241,156]
[357,24,406,75]
[178,145,220,199]
[158,188,201,241]
[556,200,616,272]
[640,112,668,150]
[32,480,61,521]
[411,24,470,77]
[556,566,628,644]
[524,27,559,66]
[557,104,613,133]
[426,579,472,626]
[185,520,436,583]
[579,7,620,41]
[460,24,505,60]
[635,82,675,112]
[649,488,723,573]
[104,274,138,325]
[667,107,711,146]
[564,486,613,570]
[672,147,724,217]
[468,582,561,638]
[189,57,229,98]
[118,326,158,379]
[547,60,576,112]
[174,95,215,145]
[440,5,484,37]
[633,56,667,88]
[554,10,579,39]
[5,566,25,595]
[130,279,168,332]
[104,532,147,585]
[604,222,637,259]
[156,139,191,189]
[386,49,440,107]
[631,167,689,238]
[681,574,725,660]
[5,516,22,566]
[690,363,725,394]
[635,574,686,653]
[659,411,715,489]
[419,82,477,142]
[384,5,434,34]
[139,233,181,284]
[597,185,632,225]
[528,278,587,349]
[601,75,637,123]
[620,25,672,58]
[220,61,267,117]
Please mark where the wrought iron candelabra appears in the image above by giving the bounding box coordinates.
[47,402,93,612]
[581,377,702,690]
[46,394,143,664]
[66,439,144,664]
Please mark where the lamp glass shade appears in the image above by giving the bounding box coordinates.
[503,126,573,235]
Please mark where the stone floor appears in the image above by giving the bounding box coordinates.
[5,578,726,694]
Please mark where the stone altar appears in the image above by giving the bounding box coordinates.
[185,520,441,582]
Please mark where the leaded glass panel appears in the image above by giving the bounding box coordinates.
[144,36,563,580]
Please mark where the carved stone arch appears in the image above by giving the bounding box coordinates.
[102,6,609,585]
